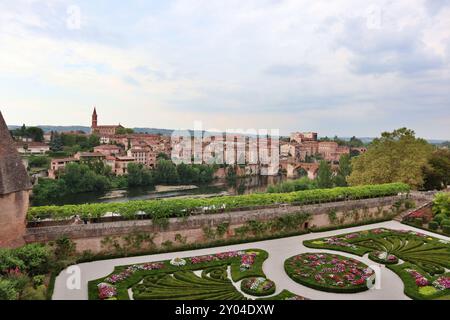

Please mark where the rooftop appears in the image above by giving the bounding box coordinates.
[0,111,32,195]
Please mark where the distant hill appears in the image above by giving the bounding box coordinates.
[7,125,448,144]
[8,125,174,136]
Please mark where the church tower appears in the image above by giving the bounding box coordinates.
[91,107,98,133]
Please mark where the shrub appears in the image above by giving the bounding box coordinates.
[0,250,25,273]
[432,193,450,216]
[442,225,450,235]
[428,221,439,230]
[413,218,423,226]
[28,183,410,221]
[433,213,447,224]
[20,284,47,300]
[15,244,52,275]
[0,278,18,300]
[441,219,450,227]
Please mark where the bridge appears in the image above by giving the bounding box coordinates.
[279,160,339,179]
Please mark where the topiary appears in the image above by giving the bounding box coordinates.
[428,221,439,230]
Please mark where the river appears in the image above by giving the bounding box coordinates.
[36,175,291,206]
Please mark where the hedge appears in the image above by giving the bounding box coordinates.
[428,221,439,231]
[28,183,410,221]
[88,249,268,300]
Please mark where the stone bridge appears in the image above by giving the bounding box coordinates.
[280,160,339,179]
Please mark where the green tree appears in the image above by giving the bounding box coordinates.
[127,163,154,187]
[316,160,333,188]
[348,136,364,148]
[154,159,179,184]
[25,127,44,142]
[116,127,134,134]
[347,128,433,189]
[334,154,352,187]
[49,131,63,152]
[423,149,450,190]
[157,152,170,161]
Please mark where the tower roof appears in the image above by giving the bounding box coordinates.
[0,111,32,195]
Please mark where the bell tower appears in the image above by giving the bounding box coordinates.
[91,107,98,131]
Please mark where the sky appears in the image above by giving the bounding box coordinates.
[0,0,450,139]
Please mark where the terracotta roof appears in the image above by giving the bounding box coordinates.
[0,111,32,195]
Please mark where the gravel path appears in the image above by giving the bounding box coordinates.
[52,221,450,300]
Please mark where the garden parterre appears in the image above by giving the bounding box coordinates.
[89,249,290,300]
[303,228,450,299]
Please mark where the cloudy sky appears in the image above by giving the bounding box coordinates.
[1,0,449,139]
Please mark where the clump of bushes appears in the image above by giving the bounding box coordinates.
[0,238,77,300]
[427,193,450,234]
[28,183,410,222]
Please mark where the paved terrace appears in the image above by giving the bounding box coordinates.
[53,221,450,300]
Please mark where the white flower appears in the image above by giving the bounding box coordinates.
[170,258,186,266]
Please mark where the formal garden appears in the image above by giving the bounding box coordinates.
[303,228,450,299]
[89,249,302,300]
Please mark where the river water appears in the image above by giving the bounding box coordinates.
[40,176,291,206]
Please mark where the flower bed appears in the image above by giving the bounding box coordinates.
[284,253,374,293]
[304,228,450,299]
[88,249,268,300]
[97,282,117,300]
[240,277,276,297]
[368,251,399,264]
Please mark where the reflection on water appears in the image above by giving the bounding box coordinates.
[36,176,290,206]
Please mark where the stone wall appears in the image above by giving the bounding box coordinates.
[0,191,29,248]
[24,195,413,253]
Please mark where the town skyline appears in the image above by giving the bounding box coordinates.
[1,1,450,140]
[4,107,450,142]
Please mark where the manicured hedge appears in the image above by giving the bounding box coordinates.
[28,183,410,221]
[88,249,268,300]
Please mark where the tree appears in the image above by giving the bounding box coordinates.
[127,163,154,187]
[316,160,333,188]
[157,152,170,161]
[423,149,450,190]
[26,127,44,142]
[347,128,433,189]
[116,127,134,134]
[154,159,179,184]
[49,131,63,152]
[348,136,364,148]
[334,154,351,187]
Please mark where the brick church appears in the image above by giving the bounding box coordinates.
[91,107,124,136]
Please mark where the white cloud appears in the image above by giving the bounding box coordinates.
[0,0,449,139]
